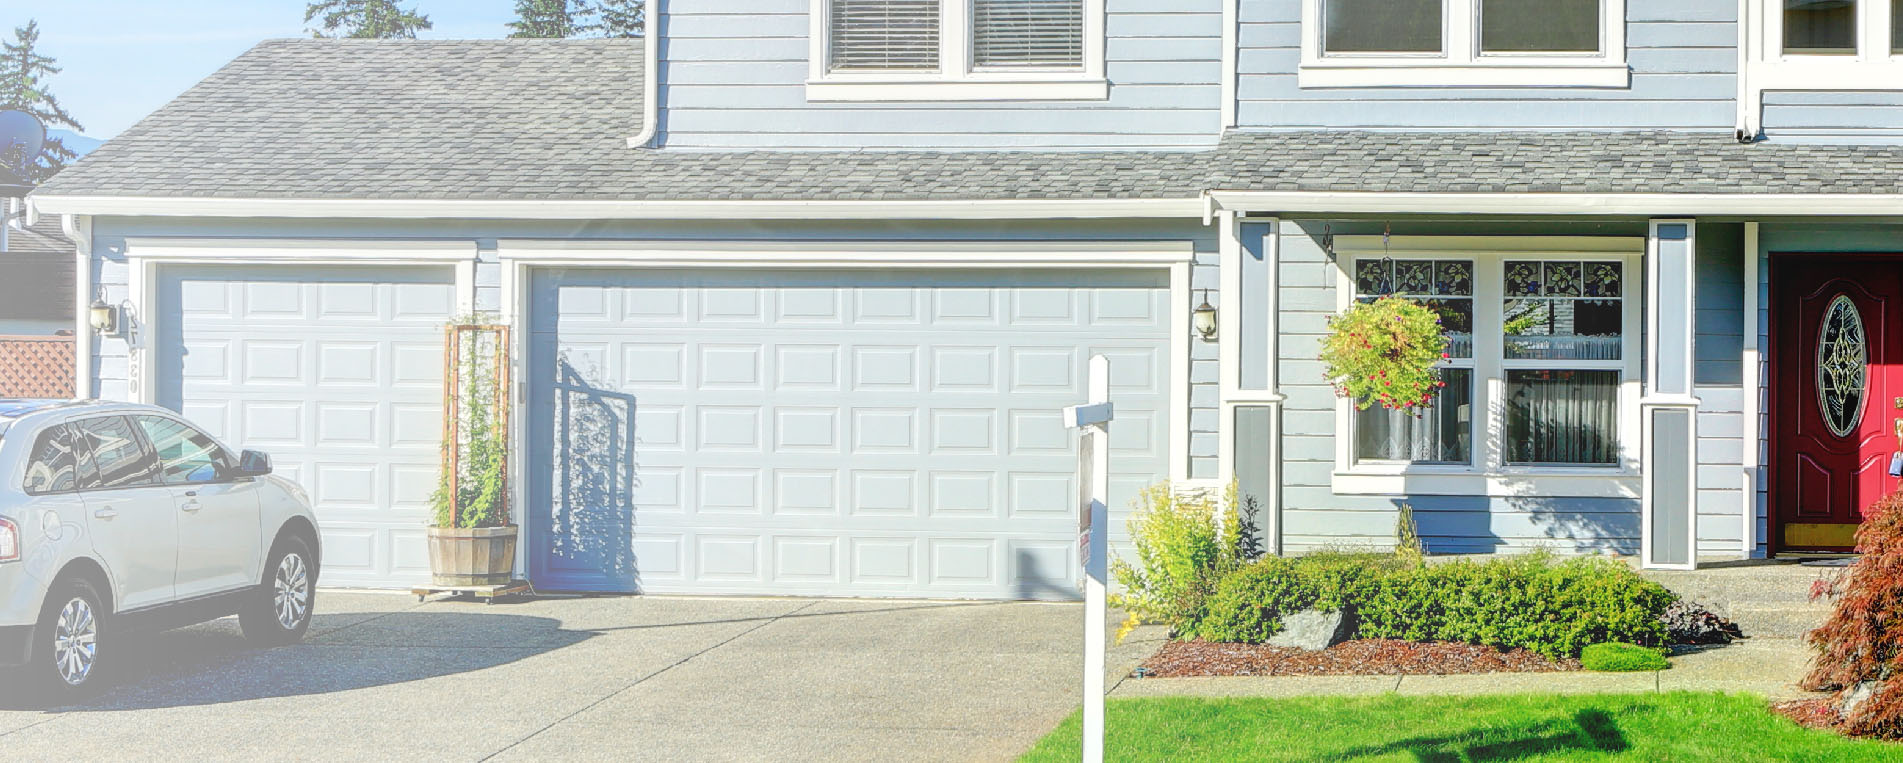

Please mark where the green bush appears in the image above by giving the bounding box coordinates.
[1198,553,1407,643]
[1349,552,1675,660]
[1582,642,1671,672]
[1110,484,1257,641]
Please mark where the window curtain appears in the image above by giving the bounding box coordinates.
[1505,370,1619,464]
[1358,369,1474,463]
[1784,0,1858,54]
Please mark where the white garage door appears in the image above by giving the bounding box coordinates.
[529,268,1173,599]
[157,265,455,588]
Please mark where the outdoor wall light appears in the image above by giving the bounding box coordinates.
[88,298,123,337]
[1193,289,1218,341]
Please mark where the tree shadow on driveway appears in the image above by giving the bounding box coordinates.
[0,610,597,713]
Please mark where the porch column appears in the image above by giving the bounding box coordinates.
[1220,215,1284,555]
[1643,220,1700,569]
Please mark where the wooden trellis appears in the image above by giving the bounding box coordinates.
[441,323,512,529]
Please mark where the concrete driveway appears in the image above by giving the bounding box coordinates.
[0,592,1142,761]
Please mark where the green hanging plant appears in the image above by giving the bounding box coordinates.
[1319,296,1450,413]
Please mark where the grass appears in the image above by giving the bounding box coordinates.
[1581,643,1670,673]
[1019,693,1903,762]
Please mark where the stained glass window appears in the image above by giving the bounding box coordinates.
[1817,294,1868,438]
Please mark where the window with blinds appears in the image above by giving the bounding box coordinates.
[972,0,1086,68]
[828,0,943,71]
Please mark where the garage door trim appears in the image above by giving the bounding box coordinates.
[501,239,1197,595]
[124,238,480,406]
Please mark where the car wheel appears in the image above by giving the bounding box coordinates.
[32,577,107,698]
[241,536,315,646]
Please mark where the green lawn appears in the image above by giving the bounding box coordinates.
[1019,693,1903,762]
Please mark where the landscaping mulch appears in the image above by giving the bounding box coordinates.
[1138,638,1581,678]
[1772,698,1842,732]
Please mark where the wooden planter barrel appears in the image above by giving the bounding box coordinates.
[427,526,518,587]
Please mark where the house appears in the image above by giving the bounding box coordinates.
[0,210,76,397]
[25,1,1903,597]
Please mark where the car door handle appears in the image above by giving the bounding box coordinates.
[180,501,202,513]
[93,508,118,519]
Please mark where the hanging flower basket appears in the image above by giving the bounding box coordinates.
[1320,296,1450,413]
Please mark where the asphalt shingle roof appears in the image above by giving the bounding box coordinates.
[34,39,1903,203]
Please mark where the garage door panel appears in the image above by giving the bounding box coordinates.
[160,265,454,588]
[531,267,1172,599]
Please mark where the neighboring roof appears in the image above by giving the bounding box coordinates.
[30,39,1903,205]
[3,214,66,256]
[0,216,74,323]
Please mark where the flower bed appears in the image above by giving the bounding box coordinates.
[1140,638,1579,678]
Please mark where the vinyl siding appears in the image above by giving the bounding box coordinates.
[1236,0,1737,130]
[660,0,1223,149]
[1762,91,1903,143]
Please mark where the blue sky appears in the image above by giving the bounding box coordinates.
[14,1,522,139]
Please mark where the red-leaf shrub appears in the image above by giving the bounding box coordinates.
[1803,489,1903,739]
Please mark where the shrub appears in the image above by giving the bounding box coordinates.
[1803,489,1903,739]
[1582,642,1670,672]
[1198,557,1335,643]
[1661,600,1745,645]
[1111,483,1258,641]
[1349,552,1674,660]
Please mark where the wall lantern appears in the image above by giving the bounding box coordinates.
[88,298,123,337]
[1192,289,1218,341]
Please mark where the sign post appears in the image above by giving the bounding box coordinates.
[1064,355,1113,763]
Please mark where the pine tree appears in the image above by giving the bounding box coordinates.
[0,21,82,183]
[593,0,645,37]
[305,0,434,39]
[509,0,593,39]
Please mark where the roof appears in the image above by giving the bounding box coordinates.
[3,215,66,256]
[0,216,74,323]
[31,39,1903,204]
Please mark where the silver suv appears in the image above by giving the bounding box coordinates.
[0,400,321,697]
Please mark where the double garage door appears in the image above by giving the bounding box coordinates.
[157,263,1172,599]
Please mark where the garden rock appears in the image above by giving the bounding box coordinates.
[1267,608,1353,651]
[1842,681,1881,719]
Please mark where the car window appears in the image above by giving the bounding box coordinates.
[73,416,160,491]
[134,415,229,485]
[23,424,80,495]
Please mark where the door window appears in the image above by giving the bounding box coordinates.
[23,424,80,495]
[73,416,160,490]
[134,416,230,484]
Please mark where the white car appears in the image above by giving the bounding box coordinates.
[0,400,320,697]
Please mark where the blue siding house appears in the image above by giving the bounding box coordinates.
[24,0,1903,598]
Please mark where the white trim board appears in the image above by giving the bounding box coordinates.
[495,239,1196,266]
[1207,191,1903,217]
[31,196,1209,221]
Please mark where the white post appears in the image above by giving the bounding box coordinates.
[1066,355,1113,763]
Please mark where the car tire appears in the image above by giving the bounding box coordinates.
[240,536,316,646]
[31,577,108,699]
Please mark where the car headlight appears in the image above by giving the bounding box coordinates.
[0,517,18,563]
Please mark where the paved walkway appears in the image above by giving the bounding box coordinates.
[1109,561,1839,702]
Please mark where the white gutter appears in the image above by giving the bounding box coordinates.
[60,213,91,400]
[1735,0,1755,140]
[27,195,1209,220]
[1208,190,1903,217]
[625,0,661,150]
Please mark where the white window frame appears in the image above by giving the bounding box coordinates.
[1746,0,1903,91]
[1330,236,1644,499]
[807,0,1108,102]
[1299,0,1630,88]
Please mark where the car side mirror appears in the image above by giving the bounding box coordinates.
[235,449,273,478]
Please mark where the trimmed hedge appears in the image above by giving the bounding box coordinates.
[1582,642,1671,672]
[1196,551,1676,659]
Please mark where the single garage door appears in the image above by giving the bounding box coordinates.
[157,265,455,588]
[529,268,1172,599]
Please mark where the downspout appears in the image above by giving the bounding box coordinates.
[625,0,662,149]
[1735,0,1756,141]
[1220,0,1238,130]
[60,212,92,400]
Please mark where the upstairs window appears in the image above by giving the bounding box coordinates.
[1303,0,1629,87]
[811,0,1106,101]
[1742,0,1903,122]
[1784,0,1858,54]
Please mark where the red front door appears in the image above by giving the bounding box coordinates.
[1773,256,1903,552]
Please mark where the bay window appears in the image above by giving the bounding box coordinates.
[1336,239,1642,497]
[811,0,1106,101]
[1303,0,1629,87]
